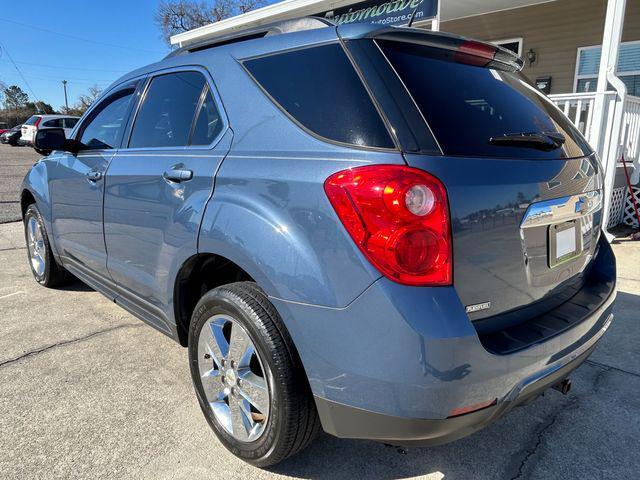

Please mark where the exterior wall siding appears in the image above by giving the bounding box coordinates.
[440,0,640,94]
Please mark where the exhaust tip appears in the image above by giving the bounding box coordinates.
[552,378,572,395]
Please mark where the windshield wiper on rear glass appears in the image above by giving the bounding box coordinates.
[488,132,566,151]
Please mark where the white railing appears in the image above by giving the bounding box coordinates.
[549,91,640,229]
[549,92,640,168]
[622,95,640,181]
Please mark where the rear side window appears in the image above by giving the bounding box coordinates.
[243,44,394,149]
[190,87,224,145]
[129,71,208,148]
[43,119,63,128]
[378,40,592,159]
[64,118,79,129]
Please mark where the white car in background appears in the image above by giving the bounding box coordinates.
[21,115,80,147]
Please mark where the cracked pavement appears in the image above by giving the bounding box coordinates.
[0,219,639,479]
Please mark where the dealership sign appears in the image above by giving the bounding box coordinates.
[322,0,438,27]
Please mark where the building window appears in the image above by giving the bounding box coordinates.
[491,38,523,56]
[575,41,640,96]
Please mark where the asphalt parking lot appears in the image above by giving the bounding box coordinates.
[0,143,35,223]
[1,144,639,479]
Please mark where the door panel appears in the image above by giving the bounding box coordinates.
[50,150,112,276]
[103,129,232,325]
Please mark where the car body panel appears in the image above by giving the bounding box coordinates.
[49,149,114,277]
[104,129,233,331]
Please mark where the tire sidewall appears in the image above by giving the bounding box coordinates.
[188,289,285,464]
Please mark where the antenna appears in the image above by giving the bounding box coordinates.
[407,7,419,27]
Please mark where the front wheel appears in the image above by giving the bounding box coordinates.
[188,282,320,467]
[23,203,68,287]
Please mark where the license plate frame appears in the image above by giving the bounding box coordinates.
[548,220,582,268]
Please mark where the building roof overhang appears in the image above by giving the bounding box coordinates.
[170,0,557,46]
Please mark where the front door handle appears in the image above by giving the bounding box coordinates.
[86,170,103,182]
[163,168,193,183]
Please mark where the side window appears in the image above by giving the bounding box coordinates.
[243,43,394,149]
[43,119,63,128]
[64,118,79,129]
[79,90,134,150]
[129,71,207,148]
[190,87,224,145]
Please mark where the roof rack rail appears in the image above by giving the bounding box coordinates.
[165,16,335,58]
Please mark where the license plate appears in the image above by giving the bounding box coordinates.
[548,221,582,268]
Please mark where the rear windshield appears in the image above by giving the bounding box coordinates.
[24,116,40,126]
[378,40,592,159]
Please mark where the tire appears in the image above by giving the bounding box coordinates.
[23,203,69,287]
[188,282,320,467]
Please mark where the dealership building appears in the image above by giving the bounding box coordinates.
[172,0,640,231]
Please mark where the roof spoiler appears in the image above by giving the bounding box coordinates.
[364,27,524,72]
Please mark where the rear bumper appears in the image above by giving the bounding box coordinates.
[314,337,604,446]
[271,238,616,444]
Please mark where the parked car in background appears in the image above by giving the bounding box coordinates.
[0,125,22,145]
[21,21,616,467]
[20,115,79,147]
[0,122,8,135]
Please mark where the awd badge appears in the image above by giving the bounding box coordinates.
[465,302,491,314]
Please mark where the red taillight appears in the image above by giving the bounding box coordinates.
[454,40,497,67]
[324,165,452,286]
[33,117,42,128]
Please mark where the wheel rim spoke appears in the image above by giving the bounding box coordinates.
[238,371,269,414]
[229,395,251,442]
[198,321,228,372]
[200,367,221,399]
[228,322,251,365]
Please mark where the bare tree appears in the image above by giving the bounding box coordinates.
[155,0,263,45]
[65,85,103,116]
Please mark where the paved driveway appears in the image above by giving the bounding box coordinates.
[0,144,39,223]
[1,222,639,479]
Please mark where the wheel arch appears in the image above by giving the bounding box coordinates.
[173,252,259,347]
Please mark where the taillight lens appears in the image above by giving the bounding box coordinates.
[34,117,42,128]
[324,165,452,286]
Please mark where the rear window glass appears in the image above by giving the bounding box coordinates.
[243,43,394,149]
[24,116,39,126]
[378,40,592,159]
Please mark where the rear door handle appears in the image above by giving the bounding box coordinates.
[86,170,103,182]
[163,168,193,183]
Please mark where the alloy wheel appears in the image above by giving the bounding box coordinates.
[27,216,46,277]
[197,314,271,442]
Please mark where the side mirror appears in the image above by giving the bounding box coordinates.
[34,128,81,154]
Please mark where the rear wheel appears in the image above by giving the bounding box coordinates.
[23,203,68,287]
[188,282,320,467]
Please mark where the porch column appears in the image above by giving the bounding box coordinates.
[589,0,627,235]
[431,0,441,31]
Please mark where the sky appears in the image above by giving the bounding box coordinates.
[0,0,172,111]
